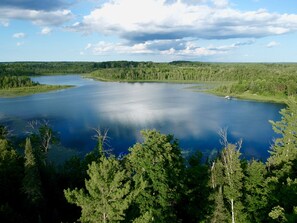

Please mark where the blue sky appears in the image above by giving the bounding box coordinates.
[1,0,297,62]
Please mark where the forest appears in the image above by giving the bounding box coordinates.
[1,61,297,222]
[0,76,71,97]
[0,76,39,89]
[87,62,297,103]
[0,61,150,76]
[0,99,297,223]
[1,61,297,102]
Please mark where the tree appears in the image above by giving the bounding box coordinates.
[0,139,23,222]
[22,137,43,206]
[0,125,11,140]
[267,99,297,179]
[210,129,245,223]
[126,130,184,222]
[64,156,134,223]
[26,120,58,165]
[178,151,210,223]
[266,99,297,220]
[210,159,229,223]
[244,160,269,222]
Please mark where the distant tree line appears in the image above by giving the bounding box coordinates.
[1,100,297,222]
[2,61,297,98]
[0,61,152,76]
[88,62,297,98]
[0,76,39,89]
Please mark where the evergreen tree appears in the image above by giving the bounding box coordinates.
[178,151,210,223]
[267,99,297,220]
[244,160,269,222]
[267,99,297,179]
[22,137,43,206]
[126,130,184,222]
[0,139,23,222]
[64,156,133,223]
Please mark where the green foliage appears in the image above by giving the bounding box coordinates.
[0,125,10,139]
[210,132,246,223]
[0,62,98,76]
[178,151,210,222]
[244,160,269,222]
[22,138,43,206]
[27,120,58,165]
[0,76,39,89]
[268,99,297,179]
[0,139,23,222]
[126,130,184,222]
[269,205,287,222]
[64,156,133,223]
[87,62,297,102]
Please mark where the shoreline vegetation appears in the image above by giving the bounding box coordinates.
[83,61,297,104]
[1,61,297,103]
[0,75,73,97]
[0,85,73,97]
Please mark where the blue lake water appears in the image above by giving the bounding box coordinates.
[0,75,284,160]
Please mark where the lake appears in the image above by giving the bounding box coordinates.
[0,75,284,160]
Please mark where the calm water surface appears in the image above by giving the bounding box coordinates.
[0,75,284,160]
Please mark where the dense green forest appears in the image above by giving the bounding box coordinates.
[0,61,149,76]
[0,76,39,89]
[87,62,297,103]
[0,76,71,97]
[1,100,296,222]
[1,61,297,102]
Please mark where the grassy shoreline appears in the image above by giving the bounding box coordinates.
[207,90,287,104]
[0,85,73,97]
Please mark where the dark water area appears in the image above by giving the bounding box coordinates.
[0,75,284,160]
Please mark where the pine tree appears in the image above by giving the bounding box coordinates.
[180,151,210,223]
[0,139,23,222]
[22,137,43,206]
[267,99,297,179]
[64,156,133,223]
[266,99,297,221]
[244,160,269,222]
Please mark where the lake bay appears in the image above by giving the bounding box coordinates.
[0,75,284,160]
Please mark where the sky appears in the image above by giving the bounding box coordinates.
[1,0,297,62]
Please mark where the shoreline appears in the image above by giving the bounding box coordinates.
[84,75,288,104]
[0,85,73,98]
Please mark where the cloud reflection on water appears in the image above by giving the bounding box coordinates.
[0,75,284,160]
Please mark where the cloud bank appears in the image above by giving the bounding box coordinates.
[71,0,297,58]
[0,0,74,27]
[72,0,297,42]
[0,0,71,11]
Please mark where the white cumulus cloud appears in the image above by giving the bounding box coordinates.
[212,0,229,8]
[0,8,73,26]
[13,32,26,38]
[69,0,297,43]
[40,27,52,35]
[84,39,255,58]
[266,41,279,48]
